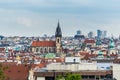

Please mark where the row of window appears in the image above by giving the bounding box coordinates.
[35,47,56,53]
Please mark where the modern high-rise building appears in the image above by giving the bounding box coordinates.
[103,30,107,38]
[97,30,107,39]
[76,30,81,35]
[88,31,94,38]
[74,30,85,40]
[97,30,102,39]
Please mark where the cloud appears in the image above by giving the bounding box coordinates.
[0,0,119,37]
[17,17,33,27]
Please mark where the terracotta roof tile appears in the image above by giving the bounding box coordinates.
[37,63,46,68]
[31,41,56,47]
[84,39,95,43]
[0,48,5,51]
[2,63,36,80]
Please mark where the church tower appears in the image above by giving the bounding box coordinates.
[55,21,62,55]
[108,38,117,56]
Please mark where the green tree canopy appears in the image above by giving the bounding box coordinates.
[56,73,82,80]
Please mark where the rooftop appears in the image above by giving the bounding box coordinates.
[31,41,56,47]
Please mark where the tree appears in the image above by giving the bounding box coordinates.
[56,73,82,80]
[65,73,82,80]
[56,75,65,80]
[0,63,8,80]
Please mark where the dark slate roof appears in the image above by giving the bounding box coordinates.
[55,21,62,37]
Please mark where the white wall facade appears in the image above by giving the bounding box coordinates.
[65,57,81,63]
[37,77,45,80]
[78,63,97,70]
[112,64,120,80]
[46,62,97,71]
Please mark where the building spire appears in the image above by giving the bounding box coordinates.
[55,20,62,56]
[55,20,62,37]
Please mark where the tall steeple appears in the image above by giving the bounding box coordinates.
[55,20,62,38]
[55,20,62,56]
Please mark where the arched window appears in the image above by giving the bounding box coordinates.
[57,39,59,43]
[36,48,39,52]
[44,48,47,53]
[49,48,51,52]
[30,48,32,52]
[53,48,56,53]
[40,48,43,53]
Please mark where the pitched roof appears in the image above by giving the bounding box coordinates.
[2,63,36,80]
[36,63,46,68]
[0,48,5,51]
[31,41,56,47]
[84,39,95,43]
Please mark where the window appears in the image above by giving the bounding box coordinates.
[53,48,56,53]
[82,76,88,79]
[49,48,52,52]
[36,48,39,52]
[44,48,47,53]
[30,48,32,52]
[89,76,95,79]
[40,48,43,53]
[57,39,59,43]
[73,59,76,63]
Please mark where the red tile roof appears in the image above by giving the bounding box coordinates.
[31,41,56,47]
[0,48,5,53]
[0,48,5,51]
[2,63,36,80]
[36,63,46,68]
[79,52,89,56]
[84,39,95,43]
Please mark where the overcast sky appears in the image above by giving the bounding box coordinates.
[0,0,120,37]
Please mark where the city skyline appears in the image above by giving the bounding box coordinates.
[0,0,120,37]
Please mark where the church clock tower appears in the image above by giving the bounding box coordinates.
[55,21,62,55]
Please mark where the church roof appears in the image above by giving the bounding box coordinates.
[31,41,56,47]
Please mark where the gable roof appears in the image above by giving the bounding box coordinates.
[84,39,95,43]
[31,41,56,47]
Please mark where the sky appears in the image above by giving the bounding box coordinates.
[0,0,120,37]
